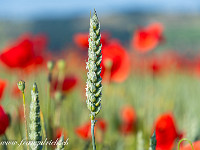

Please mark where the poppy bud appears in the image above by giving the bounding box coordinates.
[57,59,66,72]
[47,61,54,72]
[17,80,25,92]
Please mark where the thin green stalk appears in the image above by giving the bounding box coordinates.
[91,120,96,150]
[22,92,29,150]
[17,80,29,150]
[40,110,47,150]
[177,138,195,150]
[47,75,52,139]
[47,78,51,120]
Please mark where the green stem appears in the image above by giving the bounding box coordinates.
[91,120,96,150]
[22,92,29,150]
[47,72,51,122]
[40,110,47,150]
[177,138,195,150]
[47,74,53,148]
[47,72,52,138]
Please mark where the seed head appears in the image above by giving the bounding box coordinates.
[86,10,102,120]
[17,80,25,92]
[47,61,55,72]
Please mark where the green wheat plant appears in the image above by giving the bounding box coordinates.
[55,135,64,150]
[149,131,156,150]
[86,9,102,150]
[29,82,43,150]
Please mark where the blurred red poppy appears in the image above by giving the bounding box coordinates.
[18,105,24,122]
[0,79,7,101]
[52,76,78,93]
[12,84,21,99]
[180,141,200,150]
[147,57,164,75]
[119,123,135,135]
[121,106,137,124]
[0,34,47,70]
[0,105,9,135]
[119,106,137,134]
[75,119,107,140]
[96,119,107,133]
[73,32,110,49]
[75,121,91,140]
[154,113,182,150]
[101,40,130,83]
[132,22,163,53]
[54,128,68,140]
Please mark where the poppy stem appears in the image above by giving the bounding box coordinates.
[47,72,53,141]
[22,92,29,150]
[47,77,51,123]
[177,138,195,150]
[91,120,96,150]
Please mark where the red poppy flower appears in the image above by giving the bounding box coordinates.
[73,32,110,49]
[0,79,7,101]
[96,119,107,133]
[121,106,137,124]
[75,119,106,140]
[101,40,131,83]
[54,128,68,140]
[180,141,200,150]
[0,34,47,70]
[154,113,182,150]
[52,76,78,93]
[75,121,91,140]
[148,57,163,75]
[119,106,137,134]
[0,105,9,135]
[132,22,163,53]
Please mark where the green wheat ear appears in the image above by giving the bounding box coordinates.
[149,131,157,150]
[29,82,43,150]
[86,9,102,150]
[55,135,64,150]
[86,9,102,121]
